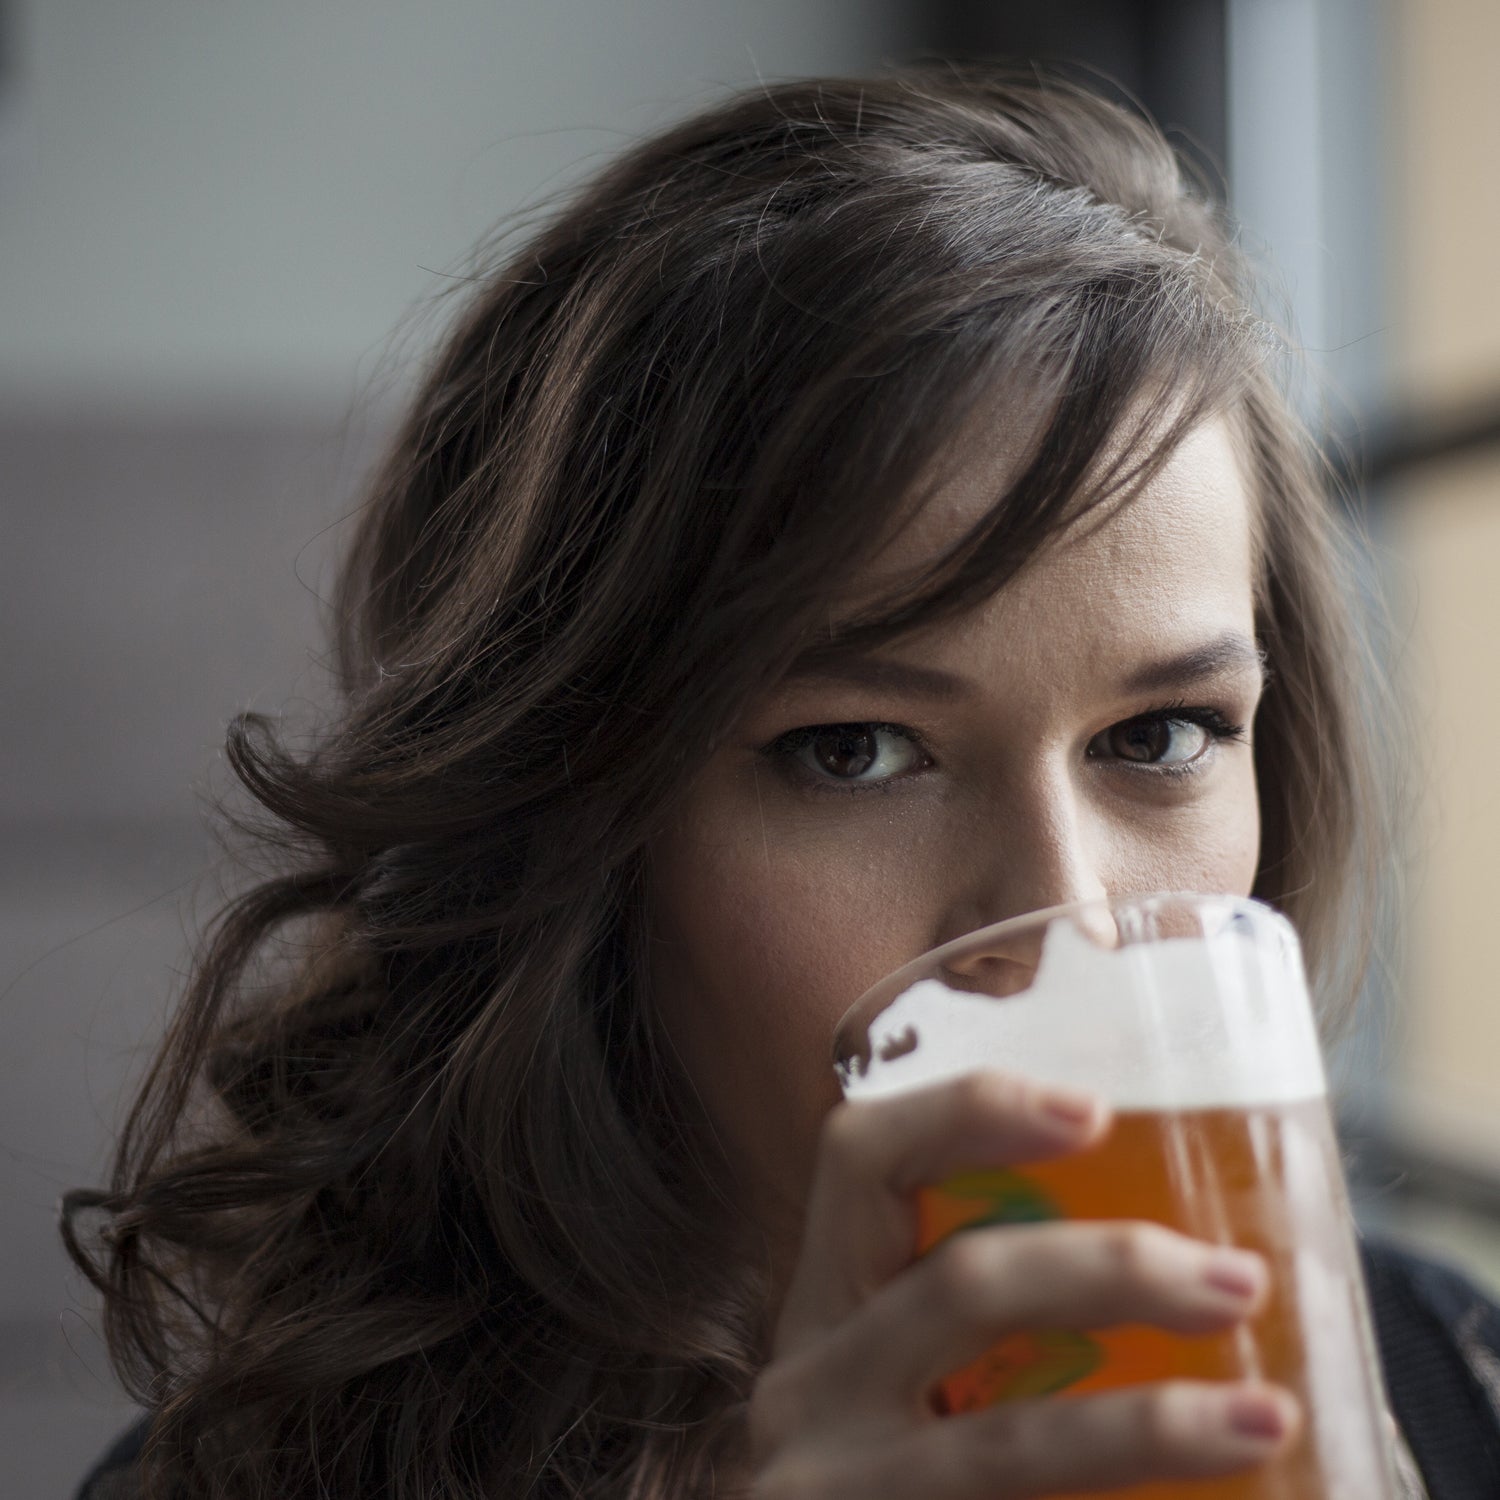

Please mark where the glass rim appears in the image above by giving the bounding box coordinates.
[832,890,1293,1066]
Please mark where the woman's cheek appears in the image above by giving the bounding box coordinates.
[654,769,942,999]
[645,777,942,1209]
[1171,754,1262,897]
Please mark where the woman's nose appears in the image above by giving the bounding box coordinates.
[941,934,1046,997]
[941,900,1119,997]
[938,781,1110,992]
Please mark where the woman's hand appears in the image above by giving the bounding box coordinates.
[746,1072,1300,1498]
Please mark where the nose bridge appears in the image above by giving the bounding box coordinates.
[941,769,1108,993]
[951,758,1109,936]
[1030,773,1106,908]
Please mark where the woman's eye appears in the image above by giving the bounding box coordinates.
[1104,717,1208,765]
[1089,710,1240,769]
[771,723,926,785]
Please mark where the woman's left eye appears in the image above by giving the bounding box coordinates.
[765,722,927,787]
[1088,709,1243,769]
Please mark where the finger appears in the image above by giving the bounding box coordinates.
[776,1071,1109,1351]
[843,1220,1269,1403]
[758,1381,1299,1500]
[921,1380,1302,1499]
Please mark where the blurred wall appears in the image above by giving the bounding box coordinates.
[0,0,898,411]
[1227,0,1388,418]
[1384,0,1500,1176]
[1389,0,1500,411]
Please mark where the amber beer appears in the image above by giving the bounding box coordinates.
[836,896,1399,1500]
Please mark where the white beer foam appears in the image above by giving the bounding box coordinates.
[842,921,1326,1109]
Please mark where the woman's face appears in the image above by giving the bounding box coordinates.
[646,415,1263,1260]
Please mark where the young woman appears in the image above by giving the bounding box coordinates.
[68,66,1500,1499]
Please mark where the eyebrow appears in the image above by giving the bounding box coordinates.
[782,631,1265,701]
[782,652,973,699]
[1119,632,1267,695]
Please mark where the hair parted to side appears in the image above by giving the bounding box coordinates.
[64,66,1384,1499]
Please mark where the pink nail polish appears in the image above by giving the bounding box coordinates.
[1203,1250,1266,1300]
[1226,1391,1288,1442]
[1040,1089,1099,1126]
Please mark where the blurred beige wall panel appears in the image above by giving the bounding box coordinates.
[1393,0,1500,407]
[1385,0,1500,1175]
[1387,451,1500,1175]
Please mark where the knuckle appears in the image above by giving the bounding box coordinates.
[750,1458,826,1500]
[747,1359,812,1450]
[819,1100,875,1177]
[1101,1221,1174,1287]
[924,1230,995,1314]
[1135,1381,1198,1460]
[949,1068,1025,1124]
[948,1404,1042,1490]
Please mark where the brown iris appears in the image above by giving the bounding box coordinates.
[1103,718,1205,764]
[810,726,881,778]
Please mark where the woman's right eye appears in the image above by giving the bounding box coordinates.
[764,722,928,788]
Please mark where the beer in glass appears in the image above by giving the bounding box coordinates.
[834,894,1398,1500]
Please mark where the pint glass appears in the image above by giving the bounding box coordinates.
[834,894,1398,1500]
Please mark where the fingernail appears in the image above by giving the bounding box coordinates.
[1039,1087,1102,1127]
[1202,1248,1267,1301]
[1226,1390,1290,1443]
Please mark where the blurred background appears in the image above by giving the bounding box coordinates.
[4,1,1498,1493]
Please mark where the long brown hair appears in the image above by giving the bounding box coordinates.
[65,66,1383,1498]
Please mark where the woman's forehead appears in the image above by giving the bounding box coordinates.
[770,421,1258,716]
[943,438,1258,696]
[841,408,1250,611]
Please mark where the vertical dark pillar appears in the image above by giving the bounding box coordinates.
[898,0,1228,197]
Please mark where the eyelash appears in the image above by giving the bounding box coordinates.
[1095,701,1249,780]
[762,721,929,796]
[761,703,1247,796]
